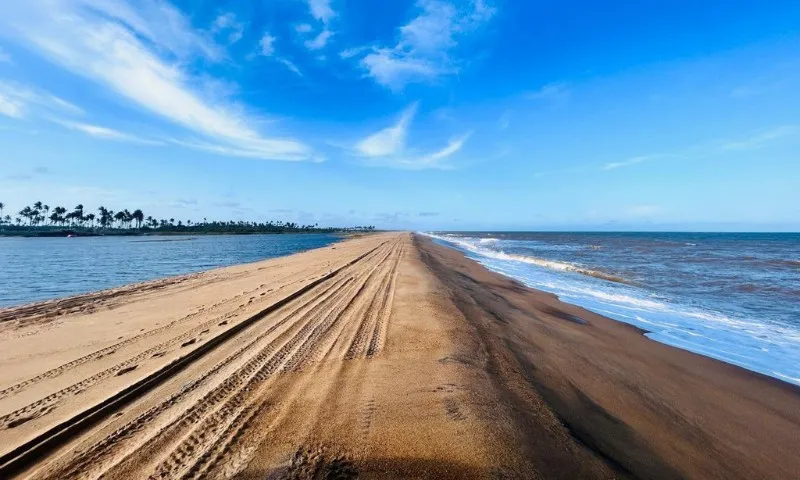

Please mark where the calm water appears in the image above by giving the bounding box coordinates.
[0,234,340,308]
[426,232,800,386]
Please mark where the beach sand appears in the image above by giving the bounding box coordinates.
[0,232,797,479]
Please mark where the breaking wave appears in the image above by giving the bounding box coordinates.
[423,233,631,285]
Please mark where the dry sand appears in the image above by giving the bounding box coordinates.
[0,232,797,479]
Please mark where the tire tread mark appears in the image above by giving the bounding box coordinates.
[0,241,387,479]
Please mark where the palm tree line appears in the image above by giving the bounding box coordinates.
[0,201,375,234]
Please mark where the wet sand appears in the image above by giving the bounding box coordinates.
[0,232,797,479]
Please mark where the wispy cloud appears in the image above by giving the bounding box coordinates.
[295,24,313,34]
[0,80,84,119]
[348,0,495,90]
[339,46,369,59]
[0,92,23,119]
[355,103,417,157]
[602,125,799,171]
[308,0,336,25]
[258,33,303,76]
[0,1,312,161]
[305,29,334,50]
[602,154,672,171]
[211,12,245,45]
[277,58,303,77]
[0,46,10,63]
[259,33,276,56]
[53,119,163,145]
[526,82,569,100]
[354,103,471,169]
[717,125,798,151]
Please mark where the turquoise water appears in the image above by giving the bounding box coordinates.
[426,232,800,386]
[0,234,340,308]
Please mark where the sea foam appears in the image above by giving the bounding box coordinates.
[423,232,800,386]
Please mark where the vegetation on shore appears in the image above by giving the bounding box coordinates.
[0,201,375,236]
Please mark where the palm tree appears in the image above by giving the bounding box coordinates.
[54,206,67,226]
[70,205,84,227]
[0,202,5,219]
[97,206,109,228]
[114,210,126,228]
[19,206,33,225]
[132,209,144,229]
[85,213,96,228]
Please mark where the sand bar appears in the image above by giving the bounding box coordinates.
[0,232,798,479]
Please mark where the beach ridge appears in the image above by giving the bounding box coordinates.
[0,232,797,479]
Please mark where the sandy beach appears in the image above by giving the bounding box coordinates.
[0,232,798,479]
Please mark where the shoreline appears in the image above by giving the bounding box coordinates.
[0,232,357,310]
[425,232,800,388]
[0,232,797,478]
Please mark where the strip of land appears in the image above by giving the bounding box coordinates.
[0,232,797,479]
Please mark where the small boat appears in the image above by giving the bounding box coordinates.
[67,234,76,238]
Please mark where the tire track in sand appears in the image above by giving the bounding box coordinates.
[0,239,394,479]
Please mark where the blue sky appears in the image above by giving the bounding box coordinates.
[1,0,799,231]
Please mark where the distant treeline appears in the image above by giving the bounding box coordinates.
[0,201,375,236]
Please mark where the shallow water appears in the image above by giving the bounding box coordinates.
[426,232,800,386]
[0,234,340,308]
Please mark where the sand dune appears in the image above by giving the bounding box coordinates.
[0,232,798,479]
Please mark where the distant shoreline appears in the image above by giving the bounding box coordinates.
[0,229,374,238]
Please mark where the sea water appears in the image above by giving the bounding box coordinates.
[0,234,340,308]
[425,232,800,386]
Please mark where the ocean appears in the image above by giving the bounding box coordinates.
[0,233,340,308]
[425,232,800,386]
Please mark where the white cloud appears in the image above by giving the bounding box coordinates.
[295,23,313,34]
[277,58,303,77]
[718,125,798,151]
[360,49,444,91]
[526,82,569,100]
[339,46,369,59]
[308,0,335,25]
[259,33,276,56]
[0,80,84,119]
[257,33,303,77]
[212,12,245,44]
[0,1,312,161]
[0,93,23,118]
[602,154,668,171]
[356,103,417,157]
[350,0,495,90]
[354,103,470,169]
[403,132,471,169]
[305,29,334,50]
[54,119,163,145]
[0,46,10,63]
[602,126,799,171]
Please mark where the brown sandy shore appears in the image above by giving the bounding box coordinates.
[0,232,798,479]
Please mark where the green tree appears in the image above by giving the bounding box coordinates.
[114,210,126,228]
[19,206,33,225]
[132,209,144,229]
[54,206,67,226]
